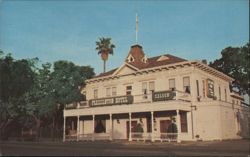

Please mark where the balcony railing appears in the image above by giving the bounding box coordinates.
[65,90,191,110]
[65,132,178,142]
[131,132,178,142]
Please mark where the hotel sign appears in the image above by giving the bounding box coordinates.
[152,90,175,102]
[89,95,133,107]
[207,79,215,98]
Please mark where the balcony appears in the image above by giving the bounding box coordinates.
[65,90,191,110]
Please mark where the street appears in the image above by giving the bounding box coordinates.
[0,139,249,156]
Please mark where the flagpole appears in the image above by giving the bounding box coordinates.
[136,13,138,44]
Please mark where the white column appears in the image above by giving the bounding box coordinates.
[77,115,80,141]
[151,112,155,142]
[63,116,66,142]
[92,115,95,141]
[109,113,112,141]
[176,110,181,143]
[129,112,132,141]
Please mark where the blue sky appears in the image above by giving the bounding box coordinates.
[0,0,249,75]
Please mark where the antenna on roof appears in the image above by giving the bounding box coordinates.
[136,13,138,44]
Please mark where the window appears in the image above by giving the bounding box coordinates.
[146,117,152,133]
[196,80,200,97]
[142,82,147,94]
[142,82,148,99]
[94,89,98,99]
[225,88,227,102]
[94,120,106,133]
[112,87,117,96]
[149,81,155,92]
[202,80,206,97]
[106,88,111,97]
[126,86,132,95]
[180,112,188,133]
[219,86,221,100]
[169,79,175,90]
[183,77,190,93]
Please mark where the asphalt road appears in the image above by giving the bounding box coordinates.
[0,139,249,156]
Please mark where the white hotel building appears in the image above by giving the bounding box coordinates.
[63,44,249,142]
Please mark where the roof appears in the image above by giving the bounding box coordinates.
[94,68,118,78]
[143,54,186,69]
[93,53,186,79]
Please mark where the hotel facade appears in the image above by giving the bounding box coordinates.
[63,45,249,142]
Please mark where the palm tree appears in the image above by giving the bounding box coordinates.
[96,37,115,73]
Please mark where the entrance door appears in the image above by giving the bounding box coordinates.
[126,121,137,139]
[160,120,171,133]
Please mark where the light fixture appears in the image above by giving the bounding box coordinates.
[116,119,120,124]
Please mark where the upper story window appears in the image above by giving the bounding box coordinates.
[169,79,175,91]
[126,85,132,95]
[149,81,155,92]
[142,82,147,95]
[106,87,111,97]
[219,86,221,100]
[183,77,190,93]
[142,82,148,99]
[112,87,117,96]
[202,80,206,97]
[94,89,98,99]
[225,88,227,102]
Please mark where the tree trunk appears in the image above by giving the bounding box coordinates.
[103,60,106,73]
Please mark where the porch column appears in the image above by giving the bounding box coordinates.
[109,113,112,141]
[63,116,66,142]
[92,115,95,141]
[77,115,80,141]
[176,110,181,143]
[151,111,155,142]
[129,112,132,141]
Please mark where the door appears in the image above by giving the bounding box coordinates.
[160,120,171,133]
[126,121,137,139]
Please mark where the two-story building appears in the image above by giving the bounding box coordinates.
[63,44,249,142]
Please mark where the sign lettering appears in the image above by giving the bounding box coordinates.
[89,95,133,107]
[152,90,175,102]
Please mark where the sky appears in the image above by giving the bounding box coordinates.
[0,0,249,75]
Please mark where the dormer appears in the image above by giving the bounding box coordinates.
[157,55,169,61]
[141,56,147,63]
[127,54,135,63]
[125,44,149,68]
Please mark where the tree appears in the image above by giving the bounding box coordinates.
[0,49,95,140]
[209,42,249,95]
[96,37,115,73]
[43,61,95,139]
[0,52,37,140]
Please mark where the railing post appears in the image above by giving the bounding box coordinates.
[151,111,155,142]
[109,113,113,141]
[176,110,181,143]
[175,90,178,100]
[63,116,66,142]
[77,115,80,141]
[92,115,95,141]
[129,112,132,141]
